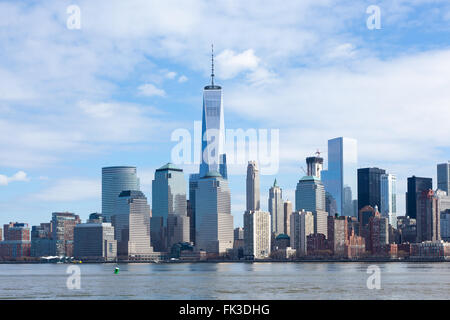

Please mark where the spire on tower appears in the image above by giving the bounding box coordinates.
[211,44,215,86]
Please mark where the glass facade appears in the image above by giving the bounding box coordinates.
[102,166,140,222]
[380,173,397,228]
[322,137,358,217]
[199,87,226,177]
[437,162,450,195]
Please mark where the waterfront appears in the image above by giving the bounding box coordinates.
[1,262,450,299]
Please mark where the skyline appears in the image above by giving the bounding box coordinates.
[1,1,450,228]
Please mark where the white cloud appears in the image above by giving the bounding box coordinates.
[137,83,167,97]
[216,49,261,79]
[165,71,177,79]
[31,178,100,202]
[0,171,29,186]
[178,75,188,83]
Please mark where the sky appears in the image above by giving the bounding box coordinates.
[1,0,450,229]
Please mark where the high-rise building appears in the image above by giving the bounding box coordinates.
[74,222,117,261]
[269,179,284,236]
[437,162,450,195]
[246,161,260,212]
[368,212,389,255]
[188,174,200,245]
[380,173,397,228]
[199,47,227,179]
[290,210,314,256]
[440,210,450,242]
[244,210,271,259]
[112,190,153,260]
[195,171,233,255]
[0,222,31,259]
[327,215,349,256]
[306,153,324,179]
[436,189,450,213]
[0,227,2,242]
[283,200,293,236]
[416,189,440,243]
[102,166,140,222]
[322,137,358,217]
[151,163,189,251]
[357,167,386,211]
[407,176,432,219]
[31,223,52,257]
[51,212,81,257]
[295,176,325,212]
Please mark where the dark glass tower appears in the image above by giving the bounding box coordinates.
[357,167,386,211]
[407,176,433,219]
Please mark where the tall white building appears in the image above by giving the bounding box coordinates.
[244,211,271,259]
[195,171,234,254]
[112,190,153,260]
[246,161,260,211]
[290,210,314,256]
[380,173,397,228]
[269,179,284,236]
[102,166,140,222]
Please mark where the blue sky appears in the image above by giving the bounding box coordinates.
[1,0,450,228]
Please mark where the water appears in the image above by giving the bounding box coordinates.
[1,262,450,299]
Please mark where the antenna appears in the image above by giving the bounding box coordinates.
[211,44,215,86]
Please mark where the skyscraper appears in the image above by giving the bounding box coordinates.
[380,173,397,227]
[290,210,314,256]
[244,210,271,260]
[151,163,189,251]
[74,222,117,261]
[246,161,260,212]
[357,167,386,211]
[195,171,233,255]
[322,137,358,217]
[51,212,81,257]
[188,173,200,245]
[244,160,271,260]
[199,46,227,179]
[283,200,293,236]
[269,179,284,236]
[406,176,432,219]
[295,176,325,212]
[306,152,324,179]
[416,189,440,243]
[113,190,153,260]
[102,166,140,222]
[437,162,450,195]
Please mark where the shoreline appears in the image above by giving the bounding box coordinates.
[1,258,449,264]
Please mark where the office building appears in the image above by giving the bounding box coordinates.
[246,161,260,212]
[195,171,233,255]
[188,174,200,245]
[416,189,440,243]
[152,163,189,251]
[102,166,140,222]
[306,152,324,179]
[436,189,450,213]
[295,176,325,212]
[112,190,153,260]
[199,47,227,179]
[437,162,450,195]
[380,173,397,227]
[406,176,432,219]
[368,212,389,255]
[290,210,314,256]
[283,200,293,236]
[322,137,358,217]
[0,222,31,259]
[440,210,450,242]
[244,210,271,259]
[74,222,117,261]
[357,167,386,211]
[51,212,81,257]
[327,215,349,256]
[269,179,284,236]
[31,223,53,257]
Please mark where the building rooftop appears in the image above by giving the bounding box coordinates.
[201,171,222,179]
[118,190,146,199]
[299,175,321,182]
[156,162,183,172]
